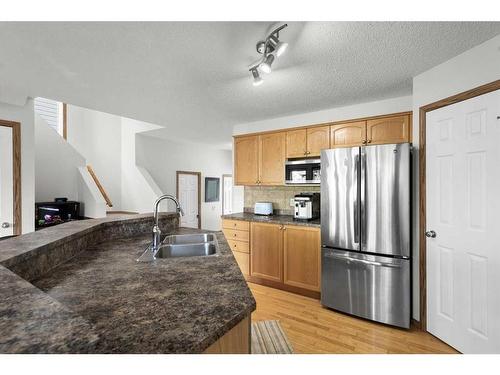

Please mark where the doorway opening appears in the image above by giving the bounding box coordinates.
[176,171,201,229]
[222,174,233,215]
[419,79,500,351]
[0,119,21,238]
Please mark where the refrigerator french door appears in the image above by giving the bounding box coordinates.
[320,143,411,328]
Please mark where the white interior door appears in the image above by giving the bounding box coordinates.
[0,126,14,237]
[223,175,233,215]
[426,89,500,353]
[178,173,199,229]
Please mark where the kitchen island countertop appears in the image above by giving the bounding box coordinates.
[0,215,255,353]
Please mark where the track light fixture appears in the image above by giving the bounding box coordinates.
[259,54,275,74]
[248,23,288,86]
[251,68,263,86]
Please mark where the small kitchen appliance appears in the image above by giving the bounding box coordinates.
[293,193,320,220]
[285,158,321,185]
[254,202,273,215]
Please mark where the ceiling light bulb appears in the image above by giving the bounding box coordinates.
[275,41,288,57]
[251,68,263,86]
[269,35,288,57]
[259,54,275,74]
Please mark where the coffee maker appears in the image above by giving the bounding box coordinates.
[293,193,320,220]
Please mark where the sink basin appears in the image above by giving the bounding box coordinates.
[162,233,217,245]
[155,242,217,258]
[137,232,218,262]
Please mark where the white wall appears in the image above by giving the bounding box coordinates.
[120,117,163,214]
[136,134,233,231]
[233,96,413,135]
[35,115,85,202]
[67,105,123,211]
[0,99,35,234]
[411,33,500,320]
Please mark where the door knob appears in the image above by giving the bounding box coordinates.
[1,222,10,228]
[425,230,436,238]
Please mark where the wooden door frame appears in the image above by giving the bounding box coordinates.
[0,119,21,235]
[418,79,500,331]
[176,171,201,229]
[221,174,232,215]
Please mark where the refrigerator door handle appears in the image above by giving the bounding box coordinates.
[360,148,366,249]
[353,153,359,244]
[324,252,402,268]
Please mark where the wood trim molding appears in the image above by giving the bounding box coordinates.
[62,103,68,140]
[233,111,413,139]
[418,79,500,332]
[0,119,22,235]
[86,165,113,207]
[176,171,201,229]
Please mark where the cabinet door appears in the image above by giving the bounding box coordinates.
[306,126,330,156]
[366,115,410,145]
[330,121,366,148]
[250,222,283,282]
[283,226,321,291]
[286,129,307,158]
[234,136,259,185]
[259,132,286,185]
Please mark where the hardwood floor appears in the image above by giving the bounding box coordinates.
[249,282,458,354]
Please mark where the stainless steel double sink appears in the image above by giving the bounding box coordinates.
[138,233,218,262]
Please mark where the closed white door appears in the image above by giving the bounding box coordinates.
[223,175,233,215]
[0,126,14,237]
[426,89,500,353]
[178,173,199,228]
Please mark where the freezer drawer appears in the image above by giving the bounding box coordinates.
[321,248,410,328]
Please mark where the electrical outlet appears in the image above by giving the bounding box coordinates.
[289,198,295,207]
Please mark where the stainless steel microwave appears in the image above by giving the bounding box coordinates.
[285,158,321,185]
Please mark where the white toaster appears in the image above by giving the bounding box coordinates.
[254,202,273,215]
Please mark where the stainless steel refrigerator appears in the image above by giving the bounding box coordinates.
[320,143,411,328]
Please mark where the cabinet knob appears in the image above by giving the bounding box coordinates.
[362,140,367,144]
[425,230,437,238]
[367,140,372,143]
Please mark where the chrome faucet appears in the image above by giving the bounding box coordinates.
[152,194,184,253]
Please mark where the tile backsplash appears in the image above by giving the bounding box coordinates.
[244,186,320,215]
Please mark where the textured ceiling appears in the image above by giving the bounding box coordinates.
[0,22,499,148]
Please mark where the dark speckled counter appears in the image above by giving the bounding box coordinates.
[0,214,255,353]
[222,212,321,228]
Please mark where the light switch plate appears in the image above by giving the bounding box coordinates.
[289,198,295,207]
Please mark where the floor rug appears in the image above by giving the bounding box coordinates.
[251,320,294,354]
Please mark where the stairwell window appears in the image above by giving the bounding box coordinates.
[34,97,67,139]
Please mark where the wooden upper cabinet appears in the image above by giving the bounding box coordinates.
[286,129,307,158]
[234,135,259,185]
[259,132,285,185]
[250,222,283,282]
[306,126,330,156]
[366,115,410,145]
[283,226,321,291]
[330,121,366,148]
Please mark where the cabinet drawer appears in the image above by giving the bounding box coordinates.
[222,219,250,231]
[232,251,249,276]
[227,239,249,253]
[223,228,249,242]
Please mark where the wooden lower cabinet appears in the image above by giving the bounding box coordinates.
[250,222,283,282]
[203,316,251,354]
[283,226,321,292]
[249,221,321,297]
[222,219,250,278]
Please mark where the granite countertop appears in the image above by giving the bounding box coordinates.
[0,215,256,353]
[222,212,321,228]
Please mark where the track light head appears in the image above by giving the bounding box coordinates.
[251,68,263,86]
[259,54,275,74]
[269,35,288,57]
